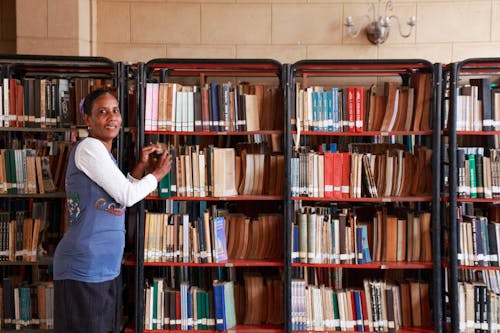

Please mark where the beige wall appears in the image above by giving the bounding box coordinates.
[0,0,16,54]
[13,0,500,64]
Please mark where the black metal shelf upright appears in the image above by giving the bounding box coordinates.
[286,59,442,333]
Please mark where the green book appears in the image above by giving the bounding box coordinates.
[332,291,341,331]
[158,173,171,198]
[468,154,478,198]
[152,279,159,329]
[223,281,236,329]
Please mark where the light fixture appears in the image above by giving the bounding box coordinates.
[344,0,416,45]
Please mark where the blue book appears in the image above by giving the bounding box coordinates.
[332,87,339,132]
[357,225,372,264]
[292,224,299,263]
[197,217,207,263]
[213,216,228,262]
[213,282,226,331]
[187,289,193,330]
[312,91,319,131]
[326,90,333,131]
[180,282,189,330]
[19,286,31,327]
[210,82,220,131]
[353,290,364,331]
[321,91,328,131]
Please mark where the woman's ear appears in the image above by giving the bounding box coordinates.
[83,113,91,129]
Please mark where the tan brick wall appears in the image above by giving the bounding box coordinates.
[13,0,500,63]
[16,0,91,56]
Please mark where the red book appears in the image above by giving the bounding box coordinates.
[355,87,365,132]
[347,87,356,132]
[349,290,358,331]
[332,152,343,198]
[324,152,334,198]
[175,290,181,330]
[341,152,351,198]
[201,86,210,131]
[16,84,24,128]
[359,289,370,331]
[8,79,17,127]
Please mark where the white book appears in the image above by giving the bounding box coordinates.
[3,78,9,127]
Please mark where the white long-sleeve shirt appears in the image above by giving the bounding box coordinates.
[74,137,157,207]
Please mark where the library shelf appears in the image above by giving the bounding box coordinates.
[291,262,433,270]
[146,195,283,201]
[0,256,53,266]
[441,197,500,204]
[291,130,433,137]
[291,196,432,203]
[292,329,434,333]
[0,192,66,199]
[145,130,283,136]
[124,258,283,268]
[128,324,283,333]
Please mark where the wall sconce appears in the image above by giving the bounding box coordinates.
[344,0,416,45]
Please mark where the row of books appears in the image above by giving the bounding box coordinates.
[458,282,499,333]
[144,273,283,331]
[144,279,236,331]
[0,77,113,128]
[156,144,284,198]
[292,72,432,133]
[0,212,41,262]
[145,213,228,263]
[457,147,500,199]
[144,211,283,263]
[1,278,54,330]
[0,143,72,195]
[449,77,500,132]
[292,206,432,264]
[291,279,431,332]
[291,143,432,198]
[144,81,283,132]
[457,212,500,267]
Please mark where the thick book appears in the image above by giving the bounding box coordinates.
[470,78,494,131]
[212,148,237,197]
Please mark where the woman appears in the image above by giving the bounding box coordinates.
[53,88,171,333]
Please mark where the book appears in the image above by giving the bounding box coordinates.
[212,216,228,262]
[212,148,237,197]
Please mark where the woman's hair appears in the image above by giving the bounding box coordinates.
[82,88,117,116]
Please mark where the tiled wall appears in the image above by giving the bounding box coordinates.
[13,0,500,63]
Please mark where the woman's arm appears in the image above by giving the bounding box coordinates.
[74,138,170,207]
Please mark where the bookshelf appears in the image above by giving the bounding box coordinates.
[445,58,500,333]
[0,54,125,331]
[286,60,442,333]
[131,59,286,333]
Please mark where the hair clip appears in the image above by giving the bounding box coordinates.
[79,98,85,115]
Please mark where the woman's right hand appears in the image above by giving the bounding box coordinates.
[151,150,172,181]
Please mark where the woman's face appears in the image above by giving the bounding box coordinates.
[84,93,122,147]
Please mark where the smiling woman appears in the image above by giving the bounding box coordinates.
[83,90,122,152]
[52,88,173,333]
